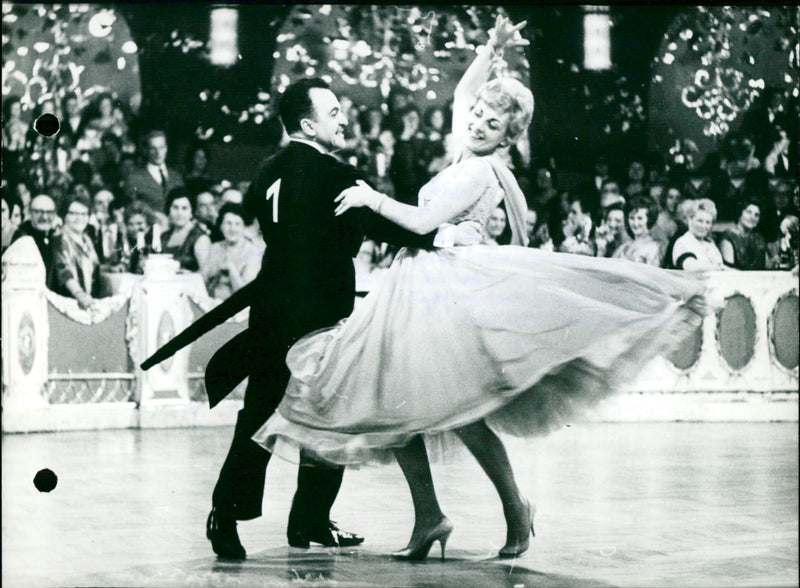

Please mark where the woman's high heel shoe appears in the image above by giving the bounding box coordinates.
[391,517,454,561]
[498,498,535,559]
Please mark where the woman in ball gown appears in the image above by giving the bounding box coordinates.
[253,16,706,561]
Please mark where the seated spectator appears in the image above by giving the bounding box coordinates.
[118,200,157,273]
[599,179,625,209]
[13,181,32,220]
[202,203,263,300]
[58,92,85,153]
[160,187,211,273]
[195,190,223,242]
[422,105,447,168]
[80,93,128,150]
[525,208,538,247]
[535,191,570,250]
[86,189,116,262]
[763,126,794,178]
[671,199,724,270]
[650,185,684,246]
[2,191,23,254]
[594,202,630,258]
[612,195,664,266]
[124,130,184,212]
[94,132,124,193]
[662,199,695,269]
[559,194,596,256]
[49,195,102,309]
[768,215,798,270]
[183,142,215,197]
[11,194,59,275]
[719,198,768,270]
[622,158,648,198]
[483,207,509,246]
[530,165,559,209]
[390,105,428,206]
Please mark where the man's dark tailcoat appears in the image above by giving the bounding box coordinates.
[210,141,434,533]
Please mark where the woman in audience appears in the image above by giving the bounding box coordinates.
[718,198,768,270]
[671,199,724,270]
[594,202,630,257]
[483,206,508,245]
[183,142,215,197]
[2,97,28,187]
[82,93,128,146]
[612,195,664,266]
[161,187,211,273]
[2,192,24,254]
[202,202,263,299]
[120,200,156,272]
[768,215,799,270]
[623,158,647,198]
[49,194,102,309]
[650,185,683,246]
[530,165,559,209]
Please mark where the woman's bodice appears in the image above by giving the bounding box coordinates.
[417,156,504,227]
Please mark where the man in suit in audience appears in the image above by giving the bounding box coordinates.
[12,193,59,280]
[123,130,184,212]
[199,78,480,559]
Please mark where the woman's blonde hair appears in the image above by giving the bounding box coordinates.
[475,78,534,141]
[691,198,718,222]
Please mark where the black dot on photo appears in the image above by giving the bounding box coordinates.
[34,468,58,493]
[34,113,60,138]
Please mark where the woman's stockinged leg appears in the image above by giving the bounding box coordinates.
[454,420,531,546]
[392,435,446,545]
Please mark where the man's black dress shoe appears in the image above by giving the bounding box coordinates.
[288,520,364,548]
[207,508,246,559]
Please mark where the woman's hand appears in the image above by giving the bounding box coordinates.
[335,181,385,216]
[488,15,529,53]
[76,291,97,311]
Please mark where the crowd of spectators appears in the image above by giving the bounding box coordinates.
[2,87,798,310]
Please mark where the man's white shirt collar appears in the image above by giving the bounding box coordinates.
[147,162,167,184]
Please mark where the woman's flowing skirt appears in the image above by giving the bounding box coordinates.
[253,245,706,465]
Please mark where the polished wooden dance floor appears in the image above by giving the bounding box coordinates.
[3,422,797,587]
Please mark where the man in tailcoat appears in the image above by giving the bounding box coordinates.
[201,78,478,559]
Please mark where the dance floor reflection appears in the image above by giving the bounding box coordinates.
[3,422,797,587]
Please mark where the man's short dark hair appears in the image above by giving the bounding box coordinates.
[278,78,330,134]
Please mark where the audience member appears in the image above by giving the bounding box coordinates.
[58,92,85,152]
[120,200,157,273]
[124,130,184,212]
[12,194,59,275]
[389,105,428,206]
[768,215,798,270]
[622,158,647,198]
[2,191,23,254]
[195,190,223,242]
[650,185,683,246]
[594,202,630,258]
[80,93,128,150]
[559,193,596,256]
[530,165,558,209]
[160,187,211,273]
[525,208,538,247]
[202,202,263,300]
[183,142,215,197]
[49,194,102,308]
[2,96,29,186]
[483,207,509,246]
[719,198,768,270]
[671,199,724,270]
[611,195,664,266]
